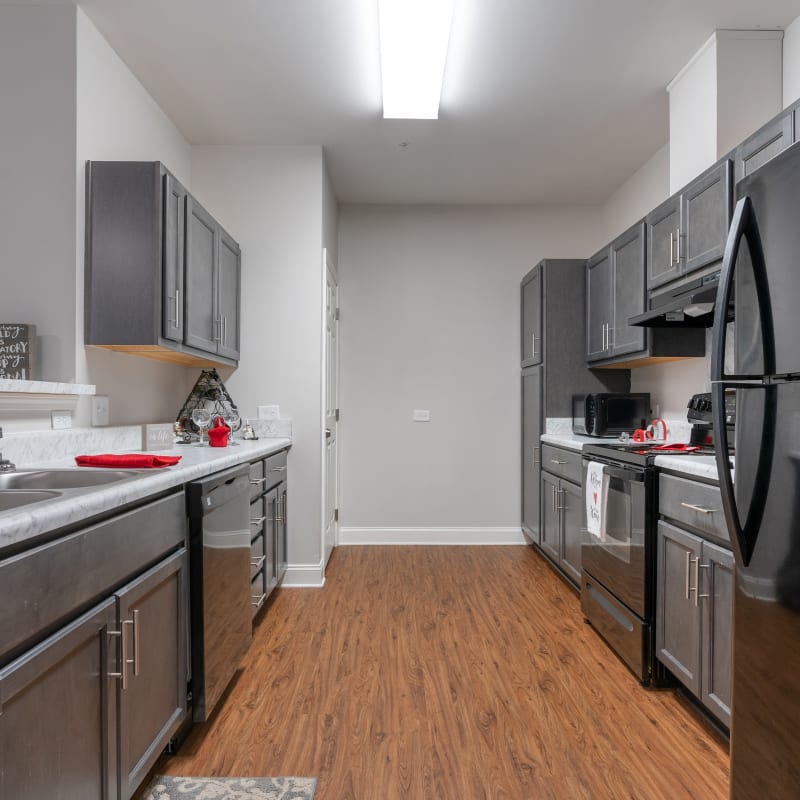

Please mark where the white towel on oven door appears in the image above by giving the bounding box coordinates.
[585,461,608,541]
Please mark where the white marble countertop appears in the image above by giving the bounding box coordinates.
[540,432,600,452]
[0,438,291,555]
[654,454,728,482]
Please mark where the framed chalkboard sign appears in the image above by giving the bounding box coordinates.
[0,324,36,380]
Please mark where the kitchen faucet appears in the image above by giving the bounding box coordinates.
[0,427,16,472]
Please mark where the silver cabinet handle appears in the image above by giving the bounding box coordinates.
[252,592,267,609]
[176,289,180,330]
[274,497,283,524]
[680,502,716,514]
[251,515,266,526]
[269,466,287,473]
[130,610,140,677]
[223,315,227,346]
[551,483,557,513]
[670,231,675,266]
[280,494,286,524]
[555,487,566,511]
[607,325,614,349]
[698,562,710,601]
[251,555,267,570]
[532,446,540,466]
[685,551,691,600]
[690,557,701,606]
[531,333,537,358]
[107,626,127,690]
[675,228,681,262]
[551,459,567,465]
[250,477,266,486]
[601,323,606,351]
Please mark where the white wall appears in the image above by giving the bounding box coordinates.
[668,35,718,192]
[190,146,325,567]
[337,204,604,537]
[75,9,196,427]
[783,15,800,107]
[0,5,77,383]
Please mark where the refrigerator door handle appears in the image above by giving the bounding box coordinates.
[713,382,777,567]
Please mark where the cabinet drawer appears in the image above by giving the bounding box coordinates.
[251,533,266,579]
[251,570,267,618]
[249,459,266,500]
[659,474,727,543]
[0,490,185,664]
[250,495,266,537]
[263,450,288,491]
[541,444,582,483]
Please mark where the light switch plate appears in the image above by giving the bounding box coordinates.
[91,395,109,427]
[51,410,72,430]
[257,405,280,420]
[142,423,174,451]
[413,409,431,422]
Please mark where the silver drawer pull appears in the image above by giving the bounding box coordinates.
[551,459,567,465]
[269,466,287,472]
[680,502,716,515]
[249,477,266,486]
[129,610,140,677]
[250,515,266,525]
[107,626,128,690]
[251,555,266,570]
[252,592,267,609]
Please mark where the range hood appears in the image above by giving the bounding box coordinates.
[628,270,726,328]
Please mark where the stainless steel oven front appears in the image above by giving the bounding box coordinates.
[580,455,659,683]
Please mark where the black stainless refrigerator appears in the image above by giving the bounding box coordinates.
[712,141,800,800]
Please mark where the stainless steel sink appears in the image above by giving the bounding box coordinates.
[0,490,62,512]
[0,469,145,491]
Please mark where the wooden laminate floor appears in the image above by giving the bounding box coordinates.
[154,546,729,799]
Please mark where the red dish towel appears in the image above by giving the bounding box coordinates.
[74,454,182,469]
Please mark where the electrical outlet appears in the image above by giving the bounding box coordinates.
[91,395,109,427]
[51,410,73,430]
[257,405,280,420]
[413,409,431,422]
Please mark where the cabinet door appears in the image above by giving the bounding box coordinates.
[162,172,186,343]
[116,549,188,800]
[646,196,681,290]
[585,250,611,362]
[656,521,702,695]
[610,222,646,358]
[0,598,118,800]
[276,480,288,581]
[521,367,542,542]
[701,541,734,728]
[217,229,241,360]
[681,160,731,276]
[734,110,794,183]
[521,265,543,367]
[185,196,220,354]
[540,471,560,564]
[559,478,583,585]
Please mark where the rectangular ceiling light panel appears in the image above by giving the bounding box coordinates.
[379,0,454,119]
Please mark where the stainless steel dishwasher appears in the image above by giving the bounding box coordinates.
[187,464,252,721]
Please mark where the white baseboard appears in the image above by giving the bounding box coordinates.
[282,561,326,587]
[338,527,527,545]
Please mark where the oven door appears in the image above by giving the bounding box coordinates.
[581,460,648,618]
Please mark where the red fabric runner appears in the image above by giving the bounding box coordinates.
[74,454,182,469]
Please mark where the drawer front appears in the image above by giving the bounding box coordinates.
[250,495,266,537]
[541,443,582,483]
[0,490,185,664]
[251,570,266,618]
[263,450,288,491]
[250,532,266,579]
[659,474,727,542]
[249,459,266,501]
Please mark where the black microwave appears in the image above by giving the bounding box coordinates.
[572,393,650,437]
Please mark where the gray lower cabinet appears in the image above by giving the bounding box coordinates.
[656,520,733,727]
[540,462,583,587]
[0,492,188,800]
[734,107,794,183]
[248,450,289,618]
[521,367,542,542]
[86,160,240,368]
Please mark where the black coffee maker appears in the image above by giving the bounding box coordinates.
[686,391,736,449]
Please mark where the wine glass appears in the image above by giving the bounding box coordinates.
[191,408,212,446]
[222,410,241,445]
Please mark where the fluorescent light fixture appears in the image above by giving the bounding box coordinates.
[378,0,454,119]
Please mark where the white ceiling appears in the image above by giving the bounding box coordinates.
[78,0,800,205]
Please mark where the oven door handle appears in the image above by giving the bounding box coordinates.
[602,465,645,482]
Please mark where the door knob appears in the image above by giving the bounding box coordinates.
[325,428,332,438]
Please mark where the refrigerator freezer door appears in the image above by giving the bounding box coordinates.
[728,380,800,799]
[734,141,800,378]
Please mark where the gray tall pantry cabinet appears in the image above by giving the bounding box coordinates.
[520,259,629,550]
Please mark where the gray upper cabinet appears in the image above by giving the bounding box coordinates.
[646,196,681,290]
[646,160,731,292]
[734,108,794,183]
[86,161,241,368]
[520,266,543,367]
[586,250,611,363]
[610,222,646,357]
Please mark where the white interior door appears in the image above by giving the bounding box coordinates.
[323,251,339,568]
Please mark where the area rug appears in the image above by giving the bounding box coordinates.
[142,776,316,800]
